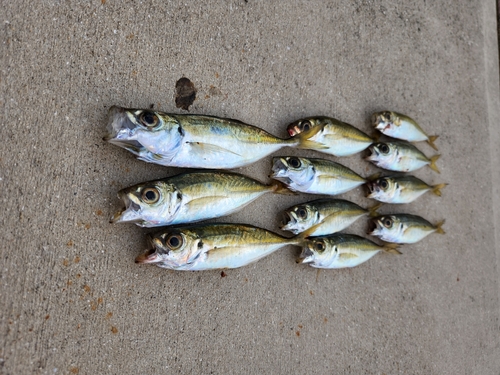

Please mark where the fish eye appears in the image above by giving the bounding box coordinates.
[166,234,183,250]
[383,218,393,228]
[297,207,308,219]
[140,111,159,128]
[288,157,301,168]
[142,187,160,204]
[378,143,390,154]
[379,179,389,189]
[300,120,312,132]
[314,241,325,252]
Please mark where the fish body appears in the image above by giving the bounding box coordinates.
[281,198,377,236]
[135,224,302,270]
[372,111,438,150]
[366,141,440,173]
[271,156,366,195]
[111,171,287,228]
[105,106,314,169]
[287,117,373,157]
[367,175,447,204]
[369,214,445,244]
[298,233,400,269]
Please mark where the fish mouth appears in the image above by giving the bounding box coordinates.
[280,211,298,231]
[365,181,378,197]
[110,191,142,224]
[135,236,164,264]
[270,158,289,179]
[296,247,314,264]
[372,113,385,130]
[103,106,142,152]
[287,124,301,137]
[365,146,379,161]
[367,218,382,235]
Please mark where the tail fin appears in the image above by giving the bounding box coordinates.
[435,220,445,234]
[431,183,447,197]
[294,125,329,150]
[382,242,402,255]
[427,135,439,151]
[271,181,295,195]
[428,154,441,174]
[366,172,381,181]
[368,202,383,217]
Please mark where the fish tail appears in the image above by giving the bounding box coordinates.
[427,135,439,151]
[371,131,381,142]
[271,180,295,195]
[294,125,329,150]
[431,183,448,197]
[435,220,446,234]
[382,242,402,255]
[429,154,441,174]
[366,172,381,181]
[368,202,383,217]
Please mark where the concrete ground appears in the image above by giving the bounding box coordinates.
[1,1,499,374]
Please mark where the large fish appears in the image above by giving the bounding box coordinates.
[271,156,367,195]
[281,198,381,236]
[372,111,438,150]
[369,214,445,244]
[287,117,373,157]
[135,224,304,271]
[104,106,318,169]
[365,141,440,173]
[366,175,447,204]
[297,233,400,269]
[110,171,289,228]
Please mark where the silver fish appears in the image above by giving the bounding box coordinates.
[298,234,400,269]
[287,117,373,157]
[369,214,445,244]
[372,111,438,150]
[135,224,304,271]
[365,141,440,173]
[111,171,289,228]
[366,175,447,204]
[281,199,381,236]
[271,156,367,195]
[104,106,319,169]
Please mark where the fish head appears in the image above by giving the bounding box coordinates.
[365,142,398,165]
[287,117,324,136]
[366,177,398,200]
[281,203,319,234]
[271,157,315,191]
[369,215,403,242]
[135,229,204,268]
[104,106,184,160]
[372,111,398,132]
[110,181,183,227]
[297,238,336,267]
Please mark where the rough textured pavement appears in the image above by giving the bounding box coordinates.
[1,1,500,374]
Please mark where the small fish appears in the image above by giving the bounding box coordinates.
[297,233,400,269]
[369,214,445,244]
[110,171,289,228]
[135,224,304,271]
[372,111,438,150]
[281,199,381,236]
[365,141,440,173]
[271,156,367,195]
[287,117,373,157]
[367,175,447,204]
[104,106,319,169]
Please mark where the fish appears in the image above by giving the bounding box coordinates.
[297,233,400,269]
[135,224,304,271]
[281,198,381,236]
[365,141,440,173]
[271,156,367,195]
[366,175,447,204]
[369,214,445,244]
[287,117,373,157]
[110,171,290,228]
[104,106,320,169]
[372,111,438,150]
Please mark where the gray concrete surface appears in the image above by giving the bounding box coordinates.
[1,1,499,374]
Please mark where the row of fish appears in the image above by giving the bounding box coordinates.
[104,106,445,271]
[104,107,440,171]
